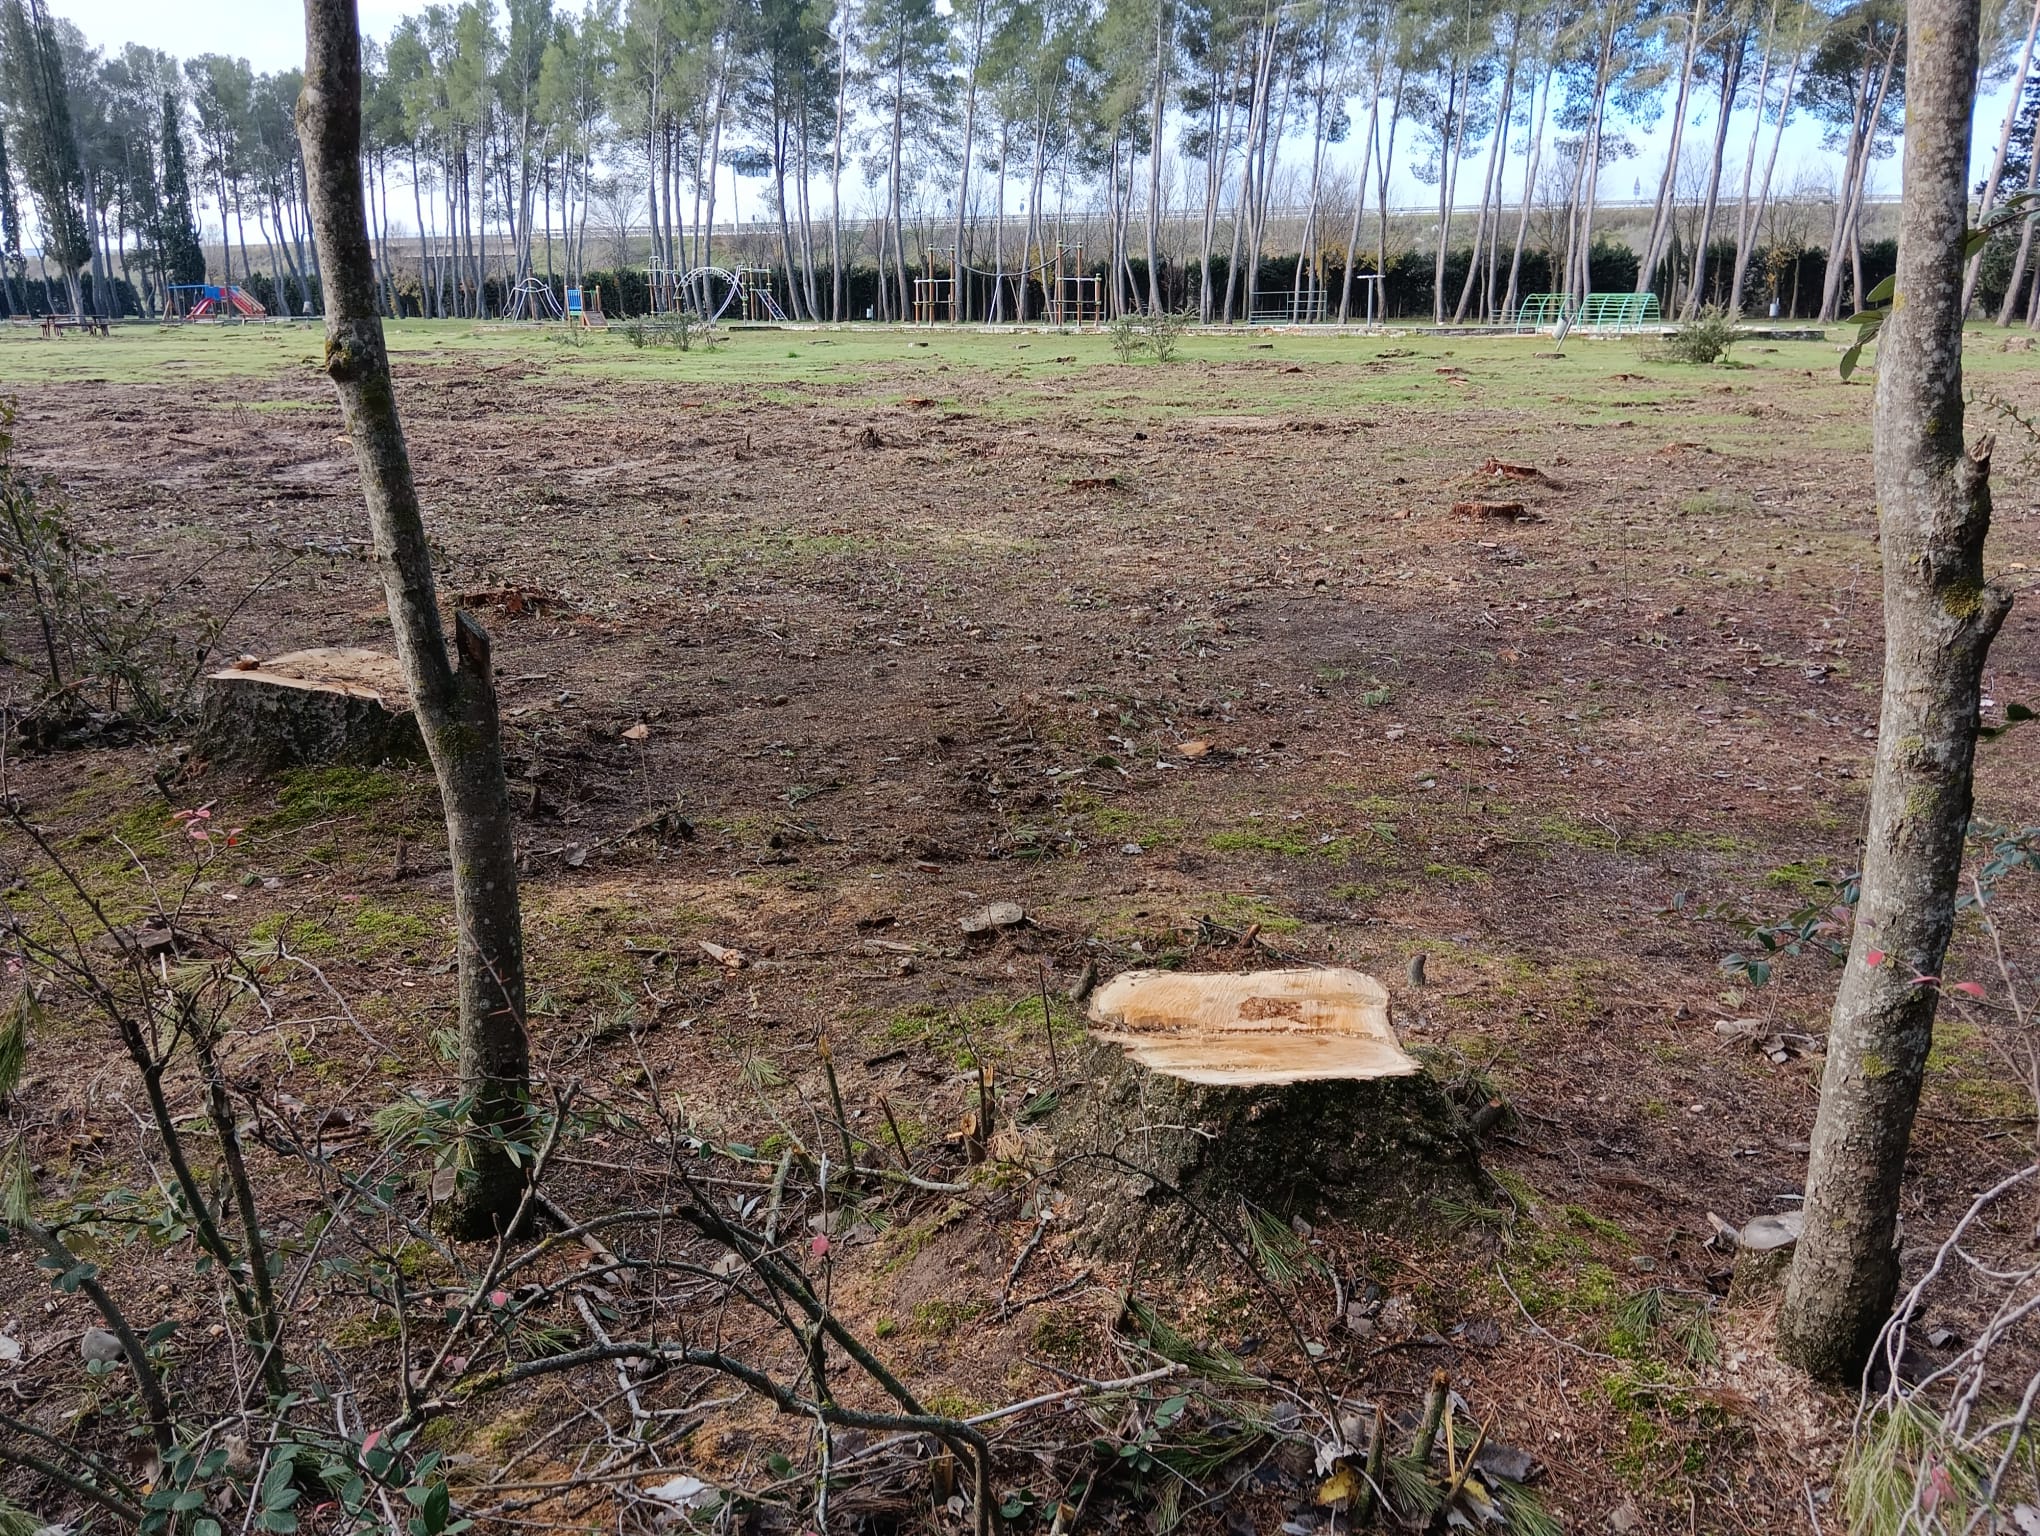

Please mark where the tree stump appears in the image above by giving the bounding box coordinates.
[198,648,425,771]
[1044,968,1487,1254]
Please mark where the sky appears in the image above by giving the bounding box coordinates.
[46,0,2025,224]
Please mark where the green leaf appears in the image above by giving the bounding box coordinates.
[1839,341,1866,381]
[1864,273,1896,305]
[257,1513,298,1534]
[2008,702,2034,722]
[196,1521,223,1536]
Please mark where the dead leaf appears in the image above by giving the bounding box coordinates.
[1317,1462,1362,1506]
[1177,740,1211,759]
[622,723,651,742]
[1450,500,1532,521]
[700,940,749,969]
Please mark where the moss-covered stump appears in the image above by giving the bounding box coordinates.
[1043,968,1487,1253]
[198,648,424,771]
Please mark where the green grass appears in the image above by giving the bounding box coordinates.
[266,765,411,828]
[1,319,1931,444]
[1208,824,1356,860]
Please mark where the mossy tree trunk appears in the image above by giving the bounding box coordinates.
[1777,0,2013,1382]
[296,0,532,1239]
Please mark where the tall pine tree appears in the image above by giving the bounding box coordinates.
[0,0,89,315]
[0,123,25,314]
[158,89,205,285]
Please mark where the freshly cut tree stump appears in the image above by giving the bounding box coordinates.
[1046,968,1486,1251]
[198,648,425,770]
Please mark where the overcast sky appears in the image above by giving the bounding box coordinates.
[45,0,2020,220]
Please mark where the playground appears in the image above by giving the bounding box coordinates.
[5,320,2040,1529]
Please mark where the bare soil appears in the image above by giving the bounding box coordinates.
[5,326,2040,1535]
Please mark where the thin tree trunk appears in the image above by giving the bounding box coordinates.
[1733,39,1804,313]
[1820,34,1885,320]
[831,0,849,321]
[1996,143,2040,323]
[1728,0,1782,314]
[1684,33,1745,317]
[1504,37,1555,318]
[1145,0,1171,312]
[298,0,532,1242]
[1777,0,2011,1383]
[1338,86,1380,323]
[952,0,988,324]
[1457,18,1521,322]
[1639,0,1707,293]
[1964,0,2040,311]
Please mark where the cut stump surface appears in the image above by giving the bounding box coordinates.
[199,648,425,771]
[1047,967,1485,1251]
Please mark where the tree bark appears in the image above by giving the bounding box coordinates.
[1777,0,2012,1383]
[297,0,533,1242]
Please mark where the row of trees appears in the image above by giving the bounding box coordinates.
[6,0,2040,325]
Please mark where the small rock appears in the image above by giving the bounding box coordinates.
[1609,1498,1642,1533]
[1473,1441,1538,1484]
[959,900,1025,934]
[1927,1326,1961,1349]
[1122,843,1143,856]
[79,1327,123,1366]
[1455,1316,1502,1348]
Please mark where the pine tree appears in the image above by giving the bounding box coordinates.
[158,88,206,284]
[0,0,90,313]
[0,123,25,314]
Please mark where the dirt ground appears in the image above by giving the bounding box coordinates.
[4,320,2040,1535]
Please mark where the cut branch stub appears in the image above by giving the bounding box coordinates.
[198,647,425,771]
[1046,967,1485,1251]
